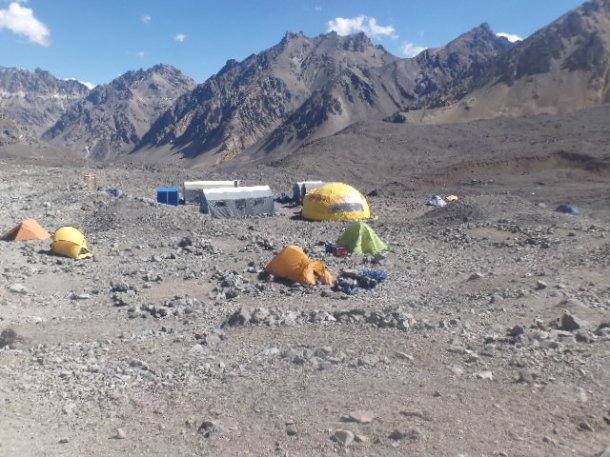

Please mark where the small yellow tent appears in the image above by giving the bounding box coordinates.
[265,245,333,285]
[2,219,50,241]
[51,227,93,259]
[302,183,370,221]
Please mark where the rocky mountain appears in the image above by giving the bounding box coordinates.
[0,118,36,147]
[136,32,398,163]
[407,0,610,123]
[4,0,609,166]
[136,28,510,164]
[0,67,90,136]
[255,24,512,159]
[43,64,196,160]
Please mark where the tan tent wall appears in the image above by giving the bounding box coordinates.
[292,181,325,203]
[183,180,240,204]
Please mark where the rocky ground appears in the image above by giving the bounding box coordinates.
[0,150,609,457]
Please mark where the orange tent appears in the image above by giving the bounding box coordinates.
[2,219,51,241]
[266,245,334,286]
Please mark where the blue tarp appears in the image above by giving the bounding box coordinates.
[361,271,388,282]
[556,204,579,215]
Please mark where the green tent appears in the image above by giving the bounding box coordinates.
[336,221,387,254]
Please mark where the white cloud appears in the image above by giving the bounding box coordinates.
[174,33,186,42]
[141,14,151,24]
[135,51,146,58]
[64,78,96,90]
[327,15,397,38]
[497,32,523,43]
[78,80,95,90]
[0,1,50,46]
[401,42,426,58]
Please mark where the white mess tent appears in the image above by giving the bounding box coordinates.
[183,180,240,204]
[200,185,275,218]
[292,181,325,203]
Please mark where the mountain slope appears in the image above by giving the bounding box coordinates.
[136,28,509,165]
[0,67,90,136]
[136,32,399,163]
[254,24,512,159]
[43,64,196,160]
[408,0,610,123]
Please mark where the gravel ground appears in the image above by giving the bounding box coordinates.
[0,152,609,457]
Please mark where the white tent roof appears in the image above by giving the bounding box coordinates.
[184,180,239,189]
[202,185,273,201]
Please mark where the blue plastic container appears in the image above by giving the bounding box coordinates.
[156,187,180,206]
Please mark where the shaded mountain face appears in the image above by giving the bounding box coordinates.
[0,67,90,136]
[137,32,399,162]
[43,64,196,159]
[256,24,512,158]
[409,0,610,122]
[0,118,36,147]
[137,28,510,164]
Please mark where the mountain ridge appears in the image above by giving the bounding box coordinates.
[404,0,610,122]
[0,66,90,137]
[135,25,510,165]
[42,64,196,160]
[2,0,610,166]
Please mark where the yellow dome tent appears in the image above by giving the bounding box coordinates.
[51,227,93,259]
[265,245,333,285]
[302,183,370,221]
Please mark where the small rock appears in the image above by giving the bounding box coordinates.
[58,438,69,444]
[0,328,18,348]
[70,292,91,300]
[557,297,586,309]
[536,280,548,290]
[113,428,126,439]
[226,307,252,326]
[468,272,484,281]
[542,436,557,445]
[345,410,375,424]
[332,429,354,447]
[358,354,379,367]
[394,351,414,361]
[450,365,464,376]
[559,312,588,332]
[400,410,432,421]
[205,333,222,348]
[285,423,298,436]
[475,370,494,381]
[388,428,422,441]
[594,323,610,336]
[579,421,594,432]
[354,433,369,443]
[9,283,28,294]
[197,420,223,438]
[576,388,588,403]
[509,325,525,337]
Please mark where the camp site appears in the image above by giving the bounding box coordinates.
[2,153,608,457]
[2,1,610,452]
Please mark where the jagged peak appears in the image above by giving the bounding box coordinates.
[446,23,500,47]
[582,0,610,14]
[280,31,307,44]
[108,64,190,89]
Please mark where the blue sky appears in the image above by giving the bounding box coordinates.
[0,0,585,87]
